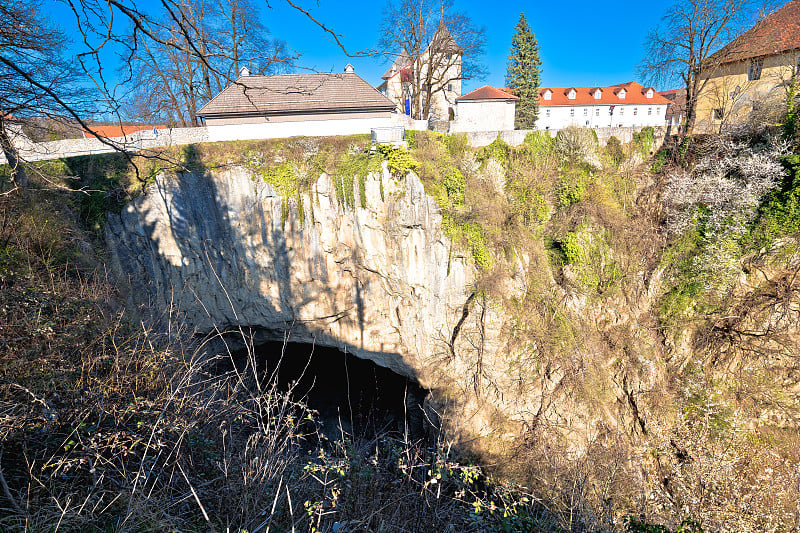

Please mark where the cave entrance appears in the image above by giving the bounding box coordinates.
[244,340,430,441]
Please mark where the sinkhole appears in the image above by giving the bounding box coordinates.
[235,340,432,441]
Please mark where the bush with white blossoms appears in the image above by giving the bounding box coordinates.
[664,133,788,294]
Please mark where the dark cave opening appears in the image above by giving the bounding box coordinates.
[236,340,431,441]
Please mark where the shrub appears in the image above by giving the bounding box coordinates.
[605,136,624,165]
[463,221,492,270]
[554,126,599,166]
[557,225,621,291]
[746,153,800,249]
[651,148,669,172]
[385,146,419,176]
[659,132,788,327]
[555,166,593,207]
[632,126,655,157]
[478,137,511,168]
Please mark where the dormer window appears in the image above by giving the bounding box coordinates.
[568,89,576,100]
[594,89,602,99]
[543,89,552,101]
[618,89,626,99]
[646,89,654,98]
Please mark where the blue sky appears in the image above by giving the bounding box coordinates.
[258,0,682,91]
[49,0,767,94]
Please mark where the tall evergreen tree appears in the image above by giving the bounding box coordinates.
[505,13,542,129]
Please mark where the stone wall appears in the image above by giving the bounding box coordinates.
[1,119,669,165]
[464,126,669,148]
[0,127,209,164]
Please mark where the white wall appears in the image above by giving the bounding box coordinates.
[537,104,669,130]
[450,100,516,133]
[0,127,209,164]
[206,116,400,142]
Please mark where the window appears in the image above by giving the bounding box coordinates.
[646,89,654,98]
[568,89,576,99]
[618,89,626,99]
[748,58,763,81]
[447,83,453,92]
[594,90,602,99]
[583,108,588,116]
[648,107,652,116]
[595,108,600,117]
[633,107,638,116]
[570,108,575,117]
[712,108,723,121]
[620,107,624,116]
[546,109,551,117]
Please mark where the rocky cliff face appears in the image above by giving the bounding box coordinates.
[105,163,659,445]
[106,165,475,386]
[104,139,800,529]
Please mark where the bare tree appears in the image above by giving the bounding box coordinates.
[639,0,759,137]
[0,0,349,191]
[126,0,294,126]
[378,0,486,121]
[0,0,94,189]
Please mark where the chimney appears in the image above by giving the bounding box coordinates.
[344,63,355,74]
[240,66,250,77]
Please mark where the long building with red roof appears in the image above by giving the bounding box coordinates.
[536,81,671,130]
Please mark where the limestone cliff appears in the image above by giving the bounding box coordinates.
[106,165,474,385]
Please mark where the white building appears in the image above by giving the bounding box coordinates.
[536,82,671,130]
[197,68,398,142]
[450,86,517,132]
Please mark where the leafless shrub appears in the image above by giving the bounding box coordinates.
[554,127,601,168]
[641,405,800,532]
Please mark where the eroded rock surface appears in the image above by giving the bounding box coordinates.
[106,165,474,385]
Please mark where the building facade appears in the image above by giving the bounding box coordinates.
[197,69,397,142]
[535,82,671,130]
[450,86,517,132]
[695,0,800,133]
[660,88,686,130]
[377,25,462,121]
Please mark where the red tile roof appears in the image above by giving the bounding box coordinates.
[713,0,800,63]
[84,124,166,139]
[660,88,687,121]
[537,81,671,106]
[382,50,412,80]
[456,85,518,101]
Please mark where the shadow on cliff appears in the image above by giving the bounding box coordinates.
[109,156,439,437]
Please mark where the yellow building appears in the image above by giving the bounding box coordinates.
[696,0,800,133]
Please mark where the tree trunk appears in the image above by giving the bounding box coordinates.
[0,117,27,189]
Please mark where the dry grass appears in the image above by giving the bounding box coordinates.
[0,185,561,532]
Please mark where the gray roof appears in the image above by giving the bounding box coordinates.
[197,73,397,117]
